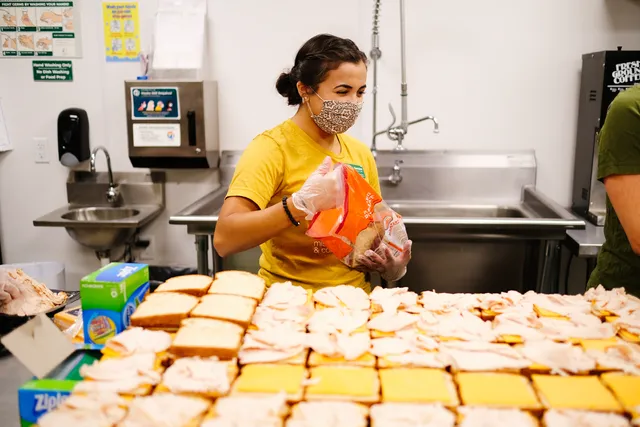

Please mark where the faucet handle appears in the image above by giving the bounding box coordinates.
[394,159,404,168]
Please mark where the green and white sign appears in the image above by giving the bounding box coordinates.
[32,60,72,81]
[0,1,80,58]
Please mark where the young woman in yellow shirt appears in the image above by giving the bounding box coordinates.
[213,34,412,291]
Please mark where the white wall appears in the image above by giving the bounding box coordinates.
[0,0,639,288]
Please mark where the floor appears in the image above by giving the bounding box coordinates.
[0,354,33,427]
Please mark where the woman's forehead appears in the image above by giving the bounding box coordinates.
[322,61,367,87]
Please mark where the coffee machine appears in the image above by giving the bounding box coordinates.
[571,48,640,226]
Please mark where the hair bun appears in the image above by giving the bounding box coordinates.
[276,71,303,106]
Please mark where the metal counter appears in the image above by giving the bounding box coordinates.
[564,220,605,278]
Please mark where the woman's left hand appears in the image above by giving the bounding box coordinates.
[356,240,412,283]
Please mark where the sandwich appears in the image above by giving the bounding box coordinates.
[367,311,419,338]
[201,393,289,427]
[371,333,447,369]
[600,373,640,415]
[102,327,172,358]
[457,407,538,427]
[250,305,313,332]
[543,409,631,427]
[531,374,623,412]
[313,285,370,311]
[370,403,455,427]
[231,364,307,402]
[379,368,458,406]
[118,393,211,427]
[416,310,495,342]
[191,294,258,328]
[456,372,542,411]
[440,341,531,373]
[419,291,482,316]
[286,401,368,427]
[239,327,308,365]
[170,318,244,359]
[369,286,421,314]
[492,311,548,344]
[584,340,640,375]
[130,292,199,330]
[307,307,369,335]
[208,270,266,301]
[584,285,640,318]
[476,291,525,319]
[155,356,238,398]
[518,340,595,375]
[304,366,380,403]
[612,313,640,343]
[74,352,162,396]
[306,332,374,367]
[536,313,617,342]
[154,274,213,297]
[523,292,591,318]
[36,392,128,427]
[261,282,312,310]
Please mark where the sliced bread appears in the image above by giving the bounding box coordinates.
[191,294,258,328]
[154,274,213,297]
[170,318,243,360]
[208,271,267,301]
[130,292,199,329]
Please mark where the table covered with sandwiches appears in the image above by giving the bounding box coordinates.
[6,262,640,427]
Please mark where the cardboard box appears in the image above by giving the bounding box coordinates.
[81,262,149,348]
[18,351,101,426]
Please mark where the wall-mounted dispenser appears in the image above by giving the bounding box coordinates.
[58,108,90,167]
[124,80,219,168]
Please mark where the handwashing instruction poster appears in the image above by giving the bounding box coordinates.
[102,1,139,62]
[130,87,180,120]
[0,1,79,58]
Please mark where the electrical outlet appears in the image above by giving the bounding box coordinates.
[138,237,155,261]
[34,137,50,164]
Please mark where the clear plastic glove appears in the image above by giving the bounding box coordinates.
[356,240,412,283]
[291,157,341,219]
[0,280,21,304]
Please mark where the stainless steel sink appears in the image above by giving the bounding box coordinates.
[388,203,528,219]
[34,171,165,252]
[61,207,141,222]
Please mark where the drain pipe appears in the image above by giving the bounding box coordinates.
[370,0,382,158]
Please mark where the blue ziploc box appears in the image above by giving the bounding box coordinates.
[81,262,149,348]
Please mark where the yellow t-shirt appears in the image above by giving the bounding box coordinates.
[226,119,381,292]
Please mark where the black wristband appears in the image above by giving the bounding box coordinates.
[282,196,300,227]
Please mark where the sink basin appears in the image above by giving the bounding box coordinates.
[61,207,140,222]
[388,204,528,219]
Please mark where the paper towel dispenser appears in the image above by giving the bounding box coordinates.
[125,80,219,168]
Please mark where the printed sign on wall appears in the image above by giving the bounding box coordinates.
[130,87,180,120]
[102,1,139,62]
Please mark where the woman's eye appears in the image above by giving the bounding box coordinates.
[336,91,348,95]
[358,91,366,97]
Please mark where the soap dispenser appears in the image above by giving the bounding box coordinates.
[58,108,90,166]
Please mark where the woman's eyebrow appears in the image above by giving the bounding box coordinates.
[333,84,353,90]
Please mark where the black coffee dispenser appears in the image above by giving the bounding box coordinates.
[58,108,90,167]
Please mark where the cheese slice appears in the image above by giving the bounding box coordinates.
[305,366,379,403]
[379,368,458,406]
[232,364,306,401]
[456,372,541,410]
[600,373,640,412]
[579,338,621,352]
[308,352,376,368]
[531,374,622,412]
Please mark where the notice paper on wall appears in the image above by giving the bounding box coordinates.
[0,1,81,58]
[32,60,73,81]
[152,0,205,71]
[102,1,140,62]
[0,98,12,152]
[133,123,181,147]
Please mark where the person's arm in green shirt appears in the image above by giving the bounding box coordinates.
[598,88,640,255]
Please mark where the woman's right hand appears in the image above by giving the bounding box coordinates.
[291,157,341,218]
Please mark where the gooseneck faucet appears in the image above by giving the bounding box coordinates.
[90,146,119,203]
[370,0,439,156]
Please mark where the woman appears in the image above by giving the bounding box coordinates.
[213,34,412,291]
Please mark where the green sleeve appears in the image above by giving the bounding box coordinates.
[598,88,640,180]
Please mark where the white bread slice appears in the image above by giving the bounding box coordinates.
[155,274,213,297]
[130,292,199,329]
[208,271,266,301]
[171,318,243,360]
[191,294,258,328]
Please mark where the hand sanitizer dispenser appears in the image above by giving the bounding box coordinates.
[124,80,219,168]
[58,108,90,167]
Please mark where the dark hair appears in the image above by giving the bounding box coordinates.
[276,34,368,106]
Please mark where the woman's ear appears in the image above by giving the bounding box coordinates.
[296,81,310,103]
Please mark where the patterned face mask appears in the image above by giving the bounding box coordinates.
[306,91,363,135]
